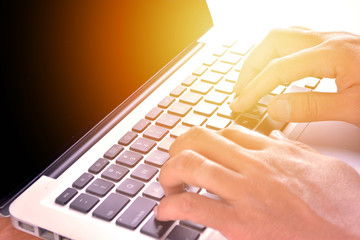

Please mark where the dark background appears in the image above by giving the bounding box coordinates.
[1,0,212,206]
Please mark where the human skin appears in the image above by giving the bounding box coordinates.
[155,28,360,239]
[230,28,360,127]
[156,126,360,239]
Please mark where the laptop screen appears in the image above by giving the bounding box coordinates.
[2,0,213,208]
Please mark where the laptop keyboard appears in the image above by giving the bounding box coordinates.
[55,40,322,239]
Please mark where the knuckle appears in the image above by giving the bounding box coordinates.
[323,36,360,62]
[265,58,287,84]
[174,150,199,171]
[184,126,207,141]
[218,126,239,137]
[169,126,207,154]
[303,93,321,120]
[266,28,285,40]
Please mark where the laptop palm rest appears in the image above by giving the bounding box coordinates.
[292,121,360,174]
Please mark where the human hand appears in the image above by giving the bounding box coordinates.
[230,28,360,127]
[156,126,360,240]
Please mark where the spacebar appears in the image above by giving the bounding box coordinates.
[116,196,157,230]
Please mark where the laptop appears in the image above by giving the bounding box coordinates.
[2,0,360,239]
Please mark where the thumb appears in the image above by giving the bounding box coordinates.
[267,92,349,123]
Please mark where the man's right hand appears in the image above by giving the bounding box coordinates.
[230,28,360,127]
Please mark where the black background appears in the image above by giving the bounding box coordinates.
[1,0,212,206]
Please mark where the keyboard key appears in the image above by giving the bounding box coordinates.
[235,116,259,130]
[143,182,165,201]
[72,173,94,189]
[179,92,202,106]
[158,137,175,152]
[158,95,175,109]
[118,131,138,146]
[222,39,237,48]
[103,144,124,159]
[143,125,169,141]
[170,124,191,138]
[86,178,114,197]
[292,78,307,88]
[192,65,208,76]
[55,188,78,206]
[131,164,158,182]
[271,85,286,95]
[166,225,200,240]
[212,46,227,57]
[168,102,192,117]
[170,85,187,97]
[181,75,197,87]
[116,178,144,197]
[221,52,242,65]
[217,104,238,119]
[101,164,129,182]
[70,193,99,213]
[202,54,218,66]
[258,94,274,107]
[92,193,130,221]
[116,197,157,230]
[225,70,240,83]
[206,116,231,130]
[285,85,311,93]
[190,81,213,95]
[256,116,287,136]
[234,59,245,71]
[116,150,143,167]
[145,107,164,120]
[145,150,170,167]
[141,215,174,238]
[88,158,109,174]
[156,113,180,129]
[215,81,234,94]
[204,90,228,105]
[132,119,151,133]
[180,220,206,231]
[184,184,201,193]
[305,77,320,89]
[202,191,221,201]
[211,61,232,74]
[182,113,207,127]
[194,102,218,117]
[201,71,223,84]
[130,137,156,154]
[245,105,267,118]
[230,41,254,55]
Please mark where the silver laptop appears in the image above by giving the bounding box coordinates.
[2,0,360,239]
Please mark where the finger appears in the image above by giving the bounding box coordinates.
[234,28,324,94]
[230,43,336,113]
[156,192,235,235]
[267,90,353,123]
[289,26,312,31]
[159,149,243,198]
[217,125,271,150]
[169,127,255,172]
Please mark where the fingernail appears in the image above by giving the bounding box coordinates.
[268,98,290,122]
[230,97,244,113]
